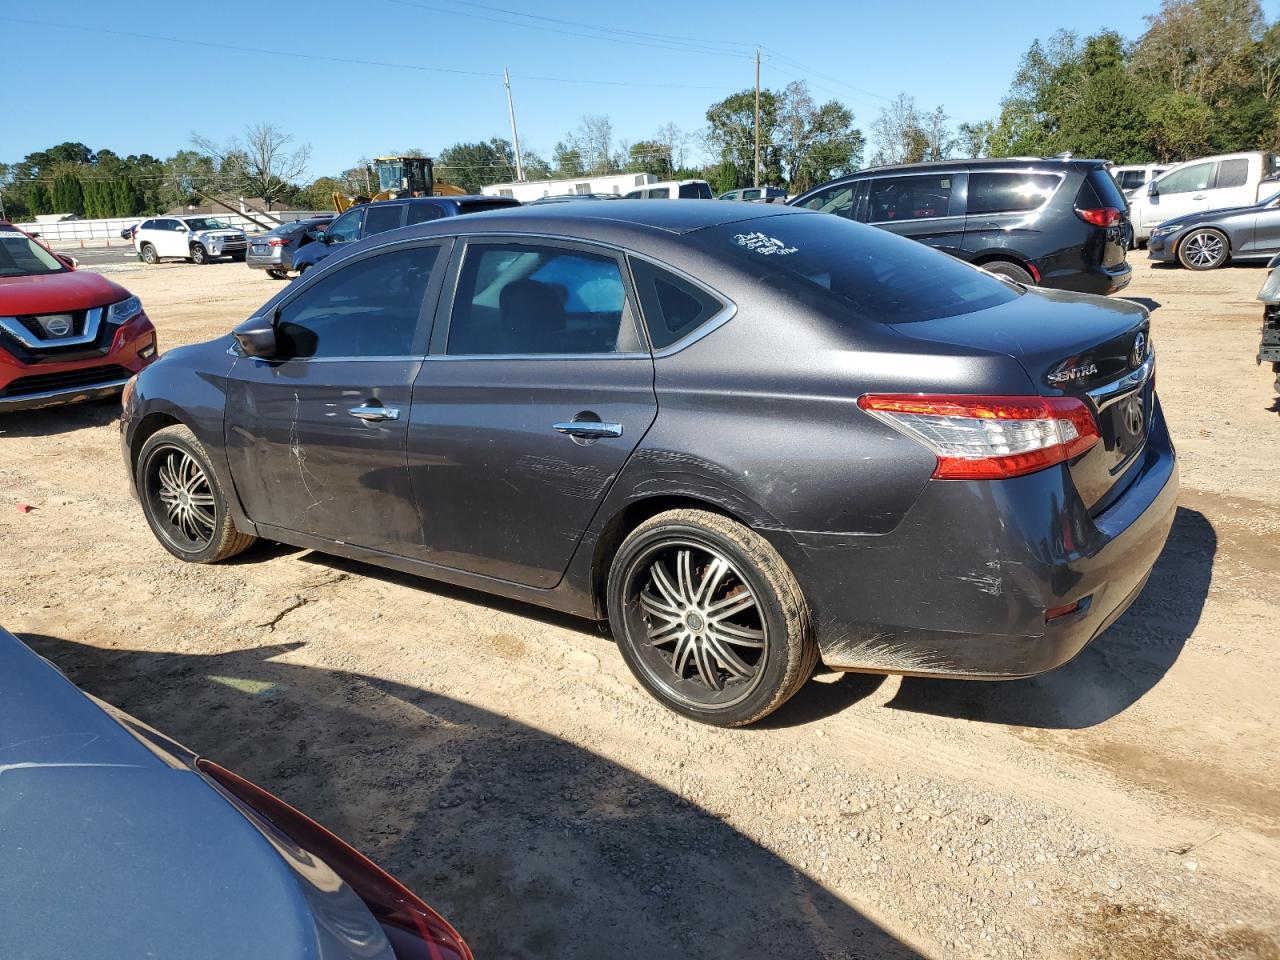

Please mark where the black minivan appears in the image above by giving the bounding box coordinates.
[791,158,1132,295]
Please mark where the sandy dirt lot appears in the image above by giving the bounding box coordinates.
[2,256,1277,959]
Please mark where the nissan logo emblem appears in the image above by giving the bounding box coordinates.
[42,315,72,338]
[1130,331,1147,368]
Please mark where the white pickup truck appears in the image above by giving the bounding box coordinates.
[133,216,248,265]
[1129,151,1280,244]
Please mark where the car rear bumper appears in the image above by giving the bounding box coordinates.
[1048,261,1131,296]
[245,253,287,270]
[770,396,1178,678]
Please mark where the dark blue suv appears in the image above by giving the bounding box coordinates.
[292,195,521,273]
[790,158,1132,295]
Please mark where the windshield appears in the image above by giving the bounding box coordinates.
[696,212,1018,324]
[184,218,231,231]
[0,233,66,278]
[378,163,404,192]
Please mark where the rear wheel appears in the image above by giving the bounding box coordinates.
[136,425,256,563]
[141,243,158,265]
[607,509,817,727]
[982,260,1034,285]
[190,243,208,265]
[1178,228,1229,270]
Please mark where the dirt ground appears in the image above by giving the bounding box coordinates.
[1,256,1277,960]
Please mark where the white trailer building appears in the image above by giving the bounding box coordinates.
[481,173,658,202]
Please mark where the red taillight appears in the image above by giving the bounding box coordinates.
[1075,206,1121,227]
[858,394,1100,480]
[198,759,472,960]
[267,238,288,247]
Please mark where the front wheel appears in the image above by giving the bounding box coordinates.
[606,509,817,727]
[190,243,208,265]
[136,425,256,563]
[266,269,288,280]
[1178,229,1229,270]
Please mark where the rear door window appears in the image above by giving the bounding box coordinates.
[678,182,712,199]
[867,175,955,222]
[1115,170,1145,191]
[1215,158,1249,189]
[446,243,636,355]
[407,203,445,225]
[650,187,671,199]
[364,204,406,235]
[630,258,726,349]
[966,172,1061,214]
[1157,163,1213,195]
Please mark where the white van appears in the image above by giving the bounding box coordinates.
[1109,163,1169,197]
[1129,151,1280,243]
[623,179,713,199]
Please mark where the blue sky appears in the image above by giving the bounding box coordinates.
[5,1,1176,178]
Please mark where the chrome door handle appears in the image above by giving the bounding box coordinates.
[553,420,623,439]
[1192,194,1206,200]
[349,404,400,422]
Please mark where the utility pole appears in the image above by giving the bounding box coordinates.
[753,48,761,188]
[504,67,526,182]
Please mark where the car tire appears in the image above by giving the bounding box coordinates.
[1177,228,1229,270]
[606,508,817,727]
[982,261,1034,285]
[266,269,287,280]
[191,243,208,265]
[136,425,256,564]
[141,243,158,265]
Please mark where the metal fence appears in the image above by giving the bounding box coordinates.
[16,211,330,243]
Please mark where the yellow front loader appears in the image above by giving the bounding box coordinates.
[332,156,466,212]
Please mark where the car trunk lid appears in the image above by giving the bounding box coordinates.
[888,286,1153,512]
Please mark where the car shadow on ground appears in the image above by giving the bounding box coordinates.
[23,634,925,960]
[0,396,122,438]
[884,507,1214,730]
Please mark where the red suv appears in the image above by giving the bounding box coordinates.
[0,223,158,411]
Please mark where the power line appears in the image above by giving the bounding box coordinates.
[387,0,753,59]
[0,16,738,90]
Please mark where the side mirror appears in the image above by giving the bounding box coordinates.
[56,254,78,269]
[233,316,278,358]
[1147,181,1158,197]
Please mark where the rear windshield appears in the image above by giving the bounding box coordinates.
[696,213,1018,324]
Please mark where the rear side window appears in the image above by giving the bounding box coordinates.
[1216,158,1249,189]
[447,243,635,355]
[630,259,725,349]
[701,213,1017,325]
[275,245,440,359]
[679,182,712,199]
[407,203,445,225]
[796,183,856,218]
[364,204,405,235]
[967,172,1061,214]
[867,175,954,222]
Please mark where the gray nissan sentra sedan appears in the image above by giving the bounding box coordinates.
[119,201,1178,727]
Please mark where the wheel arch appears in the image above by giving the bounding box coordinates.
[971,251,1037,280]
[589,493,753,620]
[129,411,185,470]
